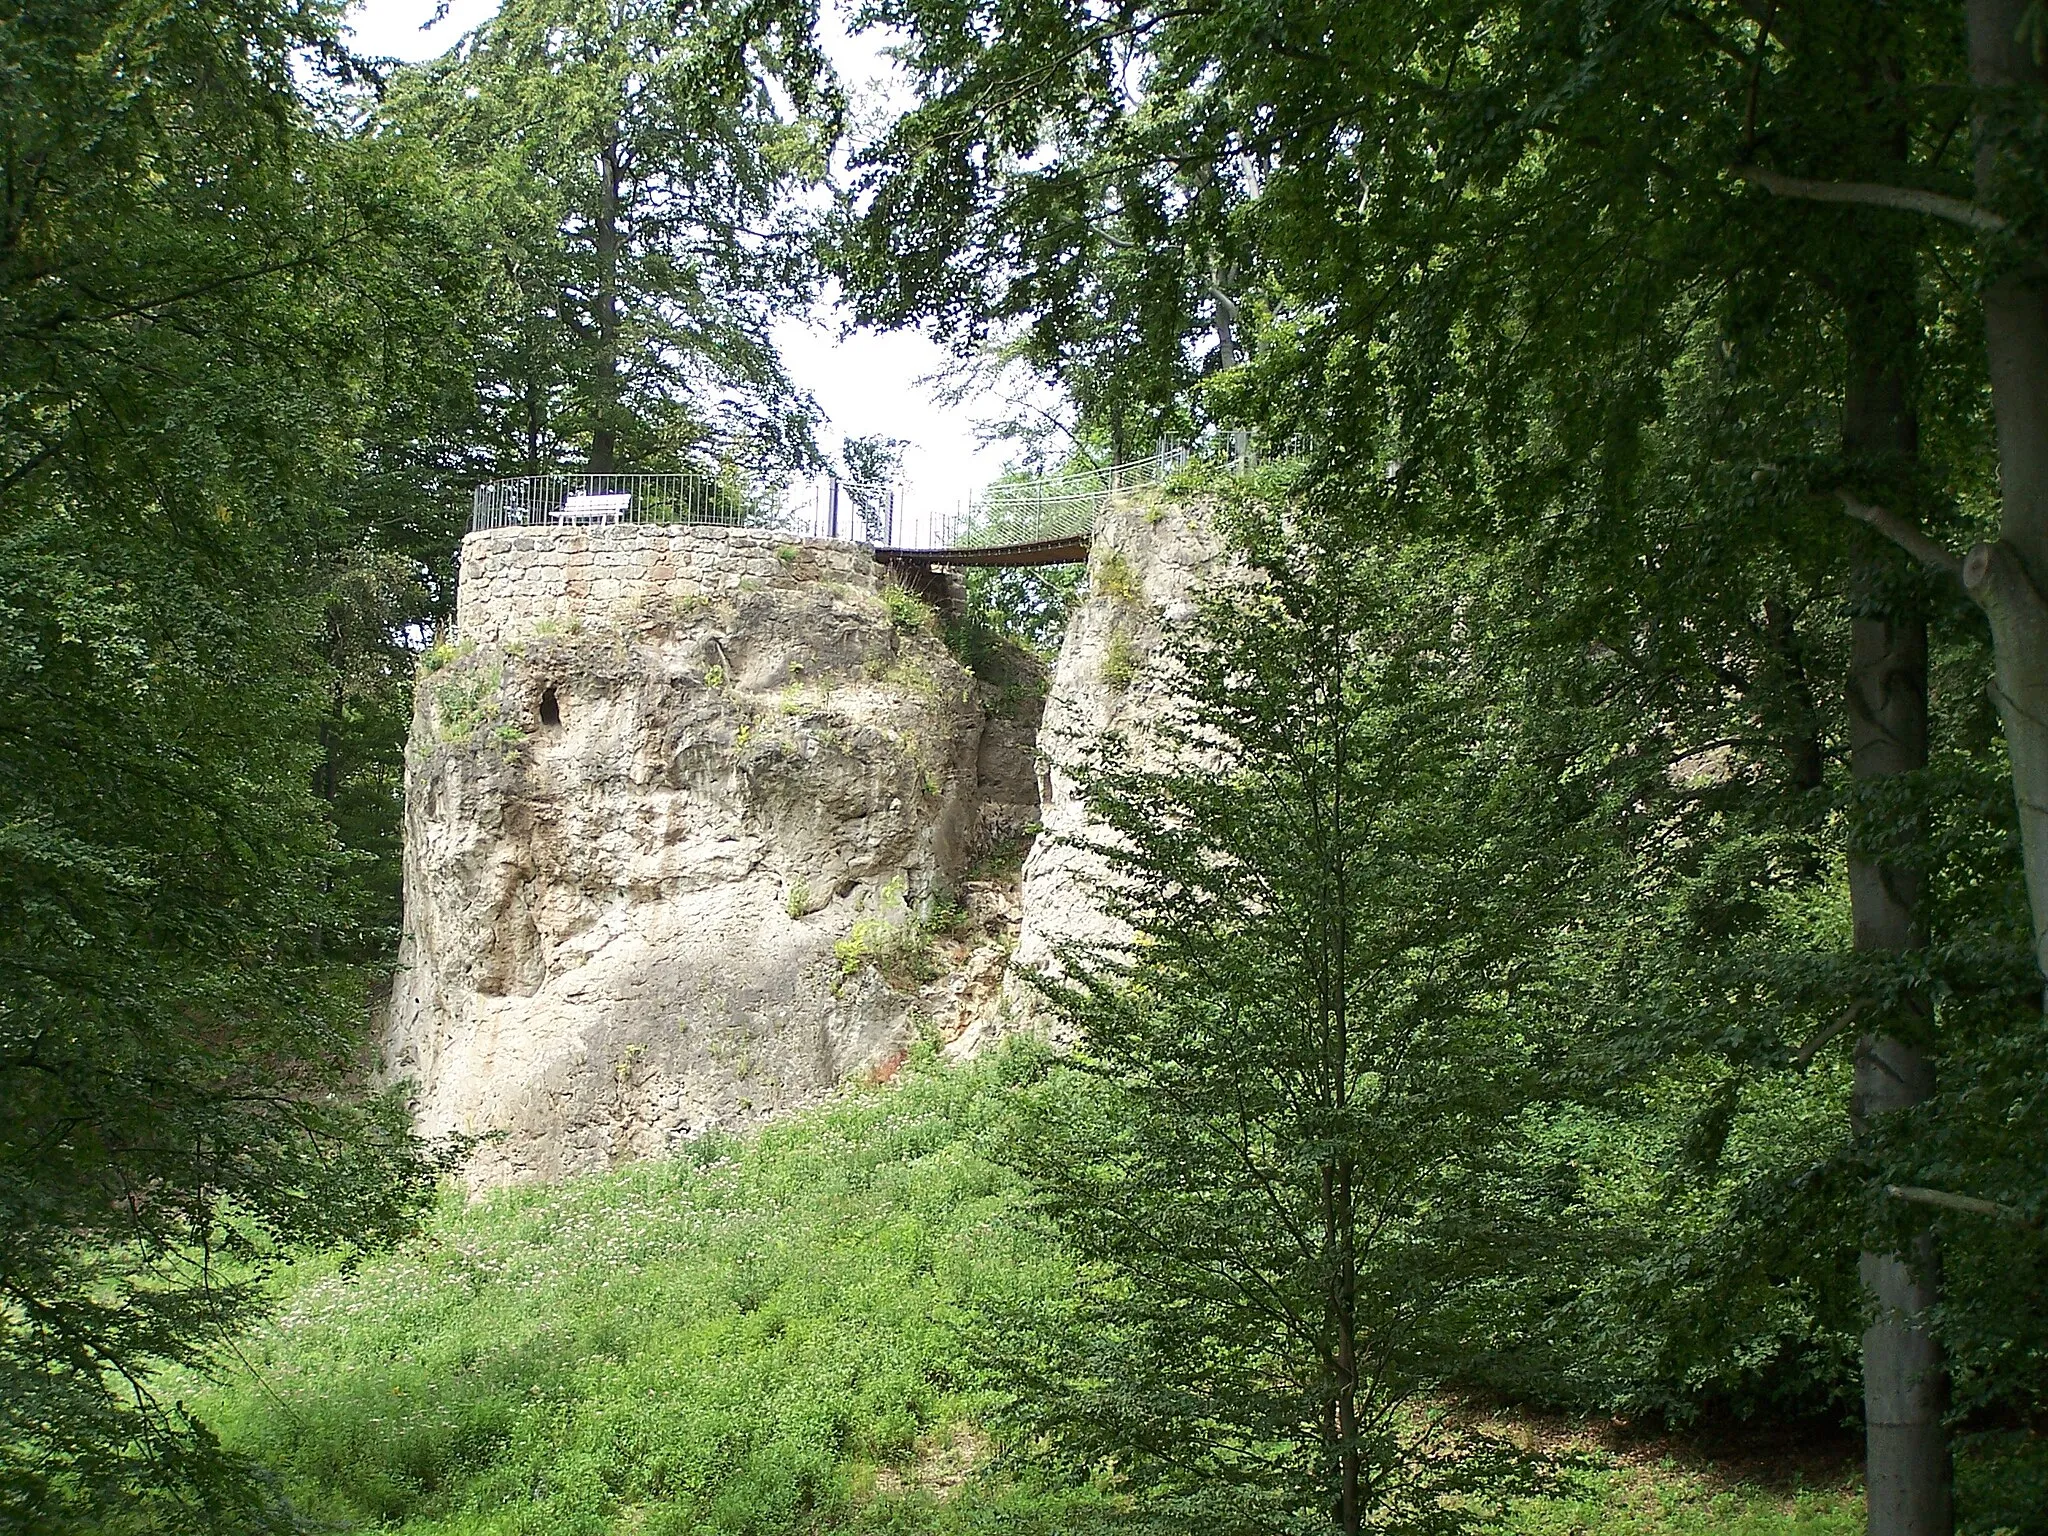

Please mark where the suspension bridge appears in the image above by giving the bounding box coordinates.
[465,444,1273,569]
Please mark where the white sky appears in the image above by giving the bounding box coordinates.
[343,0,1026,508]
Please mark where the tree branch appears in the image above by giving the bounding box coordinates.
[1838,491,1963,575]
[1793,1001,1863,1071]
[1733,165,2008,233]
[1887,1184,2041,1228]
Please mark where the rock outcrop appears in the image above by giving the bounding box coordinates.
[387,500,1222,1184]
[1006,494,1224,1020]
[384,525,1037,1184]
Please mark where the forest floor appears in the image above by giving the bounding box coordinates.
[188,1052,1944,1535]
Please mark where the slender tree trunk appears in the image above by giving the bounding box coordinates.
[525,371,542,476]
[1207,257,1241,371]
[1326,651,1360,1536]
[588,139,623,473]
[1763,595,1825,794]
[1332,1158,1360,1535]
[1842,272,1951,1535]
[1962,0,2048,1004]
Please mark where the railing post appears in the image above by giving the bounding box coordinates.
[828,476,840,541]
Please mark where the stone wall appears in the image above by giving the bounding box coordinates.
[454,524,889,647]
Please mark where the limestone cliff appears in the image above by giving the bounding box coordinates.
[1003,494,1225,1025]
[383,525,1035,1184]
[387,499,1221,1184]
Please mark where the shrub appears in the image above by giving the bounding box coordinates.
[432,664,503,742]
[1099,628,1140,691]
[418,637,472,675]
[1092,548,1141,603]
[881,583,935,633]
[835,913,938,989]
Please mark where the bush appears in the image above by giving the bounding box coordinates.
[1091,548,1141,604]
[881,584,935,633]
[1098,628,1140,691]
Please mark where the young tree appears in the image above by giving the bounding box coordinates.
[1002,493,1555,1533]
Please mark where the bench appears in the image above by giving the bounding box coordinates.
[555,491,633,523]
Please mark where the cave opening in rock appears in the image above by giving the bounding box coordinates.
[538,685,561,727]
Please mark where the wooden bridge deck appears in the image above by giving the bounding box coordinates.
[872,534,1090,569]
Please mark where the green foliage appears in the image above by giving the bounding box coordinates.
[837,914,940,990]
[1001,506,1567,1532]
[961,565,1082,657]
[882,583,938,634]
[1097,629,1140,691]
[378,0,836,476]
[0,1,457,1524]
[189,1059,1117,1535]
[840,0,2048,1474]
[1496,1465,1858,1536]
[187,1058,1932,1536]
[420,638,473,675]
[1091,549,1141,604]
[432,664,506,744]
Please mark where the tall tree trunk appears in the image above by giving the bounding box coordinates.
[1962,0,2048,1005]
[1843,273,1951,1535]
[1762,595,1825,794]
[588,139,623,473]
[1327,655,1360,1536]
[1332,1158,1360,1535]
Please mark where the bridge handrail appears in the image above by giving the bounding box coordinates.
[465,437,1308,554]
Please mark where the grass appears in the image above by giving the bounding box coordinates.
[194,1058,1108,1535]
[1498,1462,1858,1534]
[189,1057,1883,1536]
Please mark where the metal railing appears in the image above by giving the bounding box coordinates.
[472,473,790,534]
[465,436,1309,552]
[886,435,1307,553]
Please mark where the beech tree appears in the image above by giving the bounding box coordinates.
[0,1,462,1525]
[1002,496,1557,1533]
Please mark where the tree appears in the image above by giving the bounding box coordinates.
[1001,489,1556,1533]
[0,2,452,1523]
[381,0,839,478]
[838,2,2048,1527]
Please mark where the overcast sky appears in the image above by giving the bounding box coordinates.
[342,0,1025,508]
